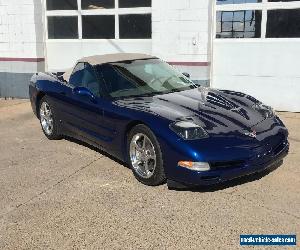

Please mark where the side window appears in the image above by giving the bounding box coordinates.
[69,62,85,87]
[97,64,137,96]
[82,64,102,97]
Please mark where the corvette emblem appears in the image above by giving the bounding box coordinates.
[244,130,257,138]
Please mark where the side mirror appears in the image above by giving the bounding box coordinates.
[73,86,96,101]
[182,72,190,78]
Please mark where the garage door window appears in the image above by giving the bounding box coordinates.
[266,9,300,38]
[119,14,151,39]
[46,0,78,10]
[215,0,300,39]
[217,0,261,5]
[82,0,115,9]
[119,0,151,8]
[47,16,78,39]
[82,15,115,39]
[216,10,261,38]
[46,0,152,40]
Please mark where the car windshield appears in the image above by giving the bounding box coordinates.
[95,59,198,98]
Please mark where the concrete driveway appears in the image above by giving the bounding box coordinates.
[0,99,299,249]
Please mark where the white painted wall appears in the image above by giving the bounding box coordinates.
[0,0,44,58]
[0,0,45,72]
[152,0,209,62]
[212,40,300,112]
[152,0,211,80]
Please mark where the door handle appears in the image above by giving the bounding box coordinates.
[59,91,66,96]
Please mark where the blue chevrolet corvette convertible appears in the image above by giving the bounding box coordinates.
[29,53,289,187]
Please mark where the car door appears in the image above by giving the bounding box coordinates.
[54,62,85,135]
[62,62,114,148]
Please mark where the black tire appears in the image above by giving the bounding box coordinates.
[127,124,166,186]
[38,96,62,140]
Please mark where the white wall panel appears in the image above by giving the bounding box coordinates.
[212,40,300,112]
[151,0,211,81]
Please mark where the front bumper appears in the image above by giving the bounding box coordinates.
[169,141,289,187]
[159,115,289,188]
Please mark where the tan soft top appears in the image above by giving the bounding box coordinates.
[63,53,156,82]
[79,53,155,65]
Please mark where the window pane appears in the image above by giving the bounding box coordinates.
[82,0,114,9]
[46,0,77,10]
[216,10,261,38]
[82,65,102,97]
[119,0,151,8]
[48,16,78,39]
[119,14,151,39]
[266,9,300,38]
[217,0,261,4]
[233,11,245,22]
[221,12,234,21]
[70,63,85,87]
[233,22,244,32]
[82,15,115,39]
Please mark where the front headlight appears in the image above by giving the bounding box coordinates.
[252,103,274,119]
[170,120,209,140]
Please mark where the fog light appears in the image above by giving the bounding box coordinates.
[178,161,210,171]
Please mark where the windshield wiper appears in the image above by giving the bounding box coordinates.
[118,91,166,99]
[132,92,164,98]
[119,88,194,99]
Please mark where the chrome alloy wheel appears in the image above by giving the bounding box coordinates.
[40,101,54,135]
[130,133,157,179]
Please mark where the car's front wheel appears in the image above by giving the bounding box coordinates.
[127,124,166,186]
[39,96,62,140]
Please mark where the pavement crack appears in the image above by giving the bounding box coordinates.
[0,156,104,218]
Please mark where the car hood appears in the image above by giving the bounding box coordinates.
[114,87,268,135]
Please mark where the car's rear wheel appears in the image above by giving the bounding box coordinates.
[127,124,166,186]
[39,96,61,140]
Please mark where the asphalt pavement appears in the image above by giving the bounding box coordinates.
[0,99,299,249]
